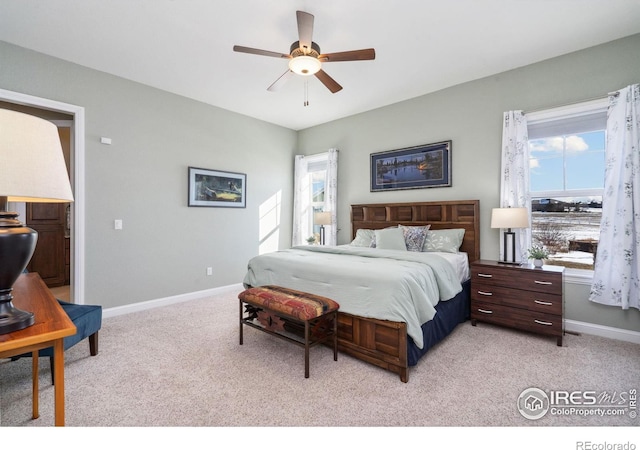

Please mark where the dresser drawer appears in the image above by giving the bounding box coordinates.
[471,300,562,336]
[471,282,562,315]
[472,265,562,295]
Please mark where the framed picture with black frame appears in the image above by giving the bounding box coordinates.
[370,140,452,191]
[188,166,246,208]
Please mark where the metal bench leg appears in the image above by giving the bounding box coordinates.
[239,299,244,345]
[304,320,310,378]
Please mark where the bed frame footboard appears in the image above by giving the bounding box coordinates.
[337,312,408,382]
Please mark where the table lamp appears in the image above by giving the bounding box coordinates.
[313,211,331,245]
[0,109,74,334]
[491,207,529,265]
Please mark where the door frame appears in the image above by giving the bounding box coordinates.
[0,88,86,304]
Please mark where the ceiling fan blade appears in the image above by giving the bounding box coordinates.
[267,70,294,92]
[315,69,343,93]
[319,48,376,62]
[233,45,291,59]
[296,10,314,53]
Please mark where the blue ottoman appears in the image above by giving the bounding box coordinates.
[41,300,102,357]
[17,299,102,384]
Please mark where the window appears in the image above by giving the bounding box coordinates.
[527,99,607,272]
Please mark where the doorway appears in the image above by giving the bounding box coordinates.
[0,89,86,304]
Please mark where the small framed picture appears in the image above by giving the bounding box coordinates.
[188,167,246,208]
[370,140,452,191]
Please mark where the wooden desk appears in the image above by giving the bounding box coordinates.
[0,273,76,426]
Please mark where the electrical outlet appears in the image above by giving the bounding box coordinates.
[206,267,213,276]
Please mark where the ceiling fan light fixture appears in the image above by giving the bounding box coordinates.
[288,56,321,76]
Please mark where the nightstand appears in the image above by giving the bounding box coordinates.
[470,259,565,346]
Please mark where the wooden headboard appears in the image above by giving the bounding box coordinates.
[350,199,480,262]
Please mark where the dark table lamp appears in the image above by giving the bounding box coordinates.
[313,211,331,245]
[491,207,529,265]
[0,109,74,334]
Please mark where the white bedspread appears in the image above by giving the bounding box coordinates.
[242,245,463,349]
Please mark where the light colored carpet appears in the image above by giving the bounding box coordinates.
[1,286,638,436]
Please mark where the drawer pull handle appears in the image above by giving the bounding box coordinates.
[477,291,493,296]
[534,300,553,306]
[477,308,493,314]
[477,273,493,278]
[534,280,553,285]
[534,319,553,326]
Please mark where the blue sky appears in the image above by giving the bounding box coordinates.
[529,130,605,194]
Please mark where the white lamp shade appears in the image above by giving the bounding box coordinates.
[491,207,529,229]
[0,109,74,203]
[288,56,322,76]
[314,211,332,226]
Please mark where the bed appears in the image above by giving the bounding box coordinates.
[243,200,480,382]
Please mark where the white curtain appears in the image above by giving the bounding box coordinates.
[500,111,531,262]
[589,84,640,310]
[324,148,338,245]
[292,155,310,247]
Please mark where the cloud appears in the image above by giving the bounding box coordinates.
[529,135,588,153]
[529,157,540,169]
[565,135,589,152]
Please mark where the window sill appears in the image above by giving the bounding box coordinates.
[564,268,594,285]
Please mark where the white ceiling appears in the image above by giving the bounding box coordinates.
[1,0,639,131]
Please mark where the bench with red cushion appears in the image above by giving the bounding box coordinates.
[238,285,339,378]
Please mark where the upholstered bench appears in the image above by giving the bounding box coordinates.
[238,285,339,378]
[14,299,102,385]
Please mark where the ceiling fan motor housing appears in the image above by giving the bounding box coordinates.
[290,41,321,58]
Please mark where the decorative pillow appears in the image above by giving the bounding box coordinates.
[398,224,431,252]
[374,227,407,251]
[422,228,466,253]
[350,229,375,247]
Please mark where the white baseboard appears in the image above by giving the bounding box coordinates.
[564,319,640,345]
[102,283,244,319]
[101,288,640,346]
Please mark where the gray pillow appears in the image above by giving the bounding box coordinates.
[350,229,375,247]
[374,227,407,251]
[422,228,465,253]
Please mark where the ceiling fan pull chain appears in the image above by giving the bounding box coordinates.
[304,79,309,106]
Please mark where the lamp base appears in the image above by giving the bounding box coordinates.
[0,205,38,334]
[0,299,35,334]
[497,260,523,266]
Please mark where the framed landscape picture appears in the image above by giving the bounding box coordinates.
[188,167,246,208]
[370,140,452,191]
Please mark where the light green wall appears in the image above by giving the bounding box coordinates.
[297,33,640,332]
[2,34,639,332]
[0,41,297,309]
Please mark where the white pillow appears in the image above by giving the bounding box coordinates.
[374,227,407,251]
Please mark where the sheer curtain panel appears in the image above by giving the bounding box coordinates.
[292,155,310,247]
[589,84,640,310]
[324,148,338,245]
[499,111,531,263]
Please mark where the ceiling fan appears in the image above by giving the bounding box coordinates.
[233,10,375,95]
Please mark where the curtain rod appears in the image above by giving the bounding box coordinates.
[523,92,618,116]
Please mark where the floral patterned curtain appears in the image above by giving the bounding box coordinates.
[589,84,640,310]
[324,148,338,245]
[500,111,531,263]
